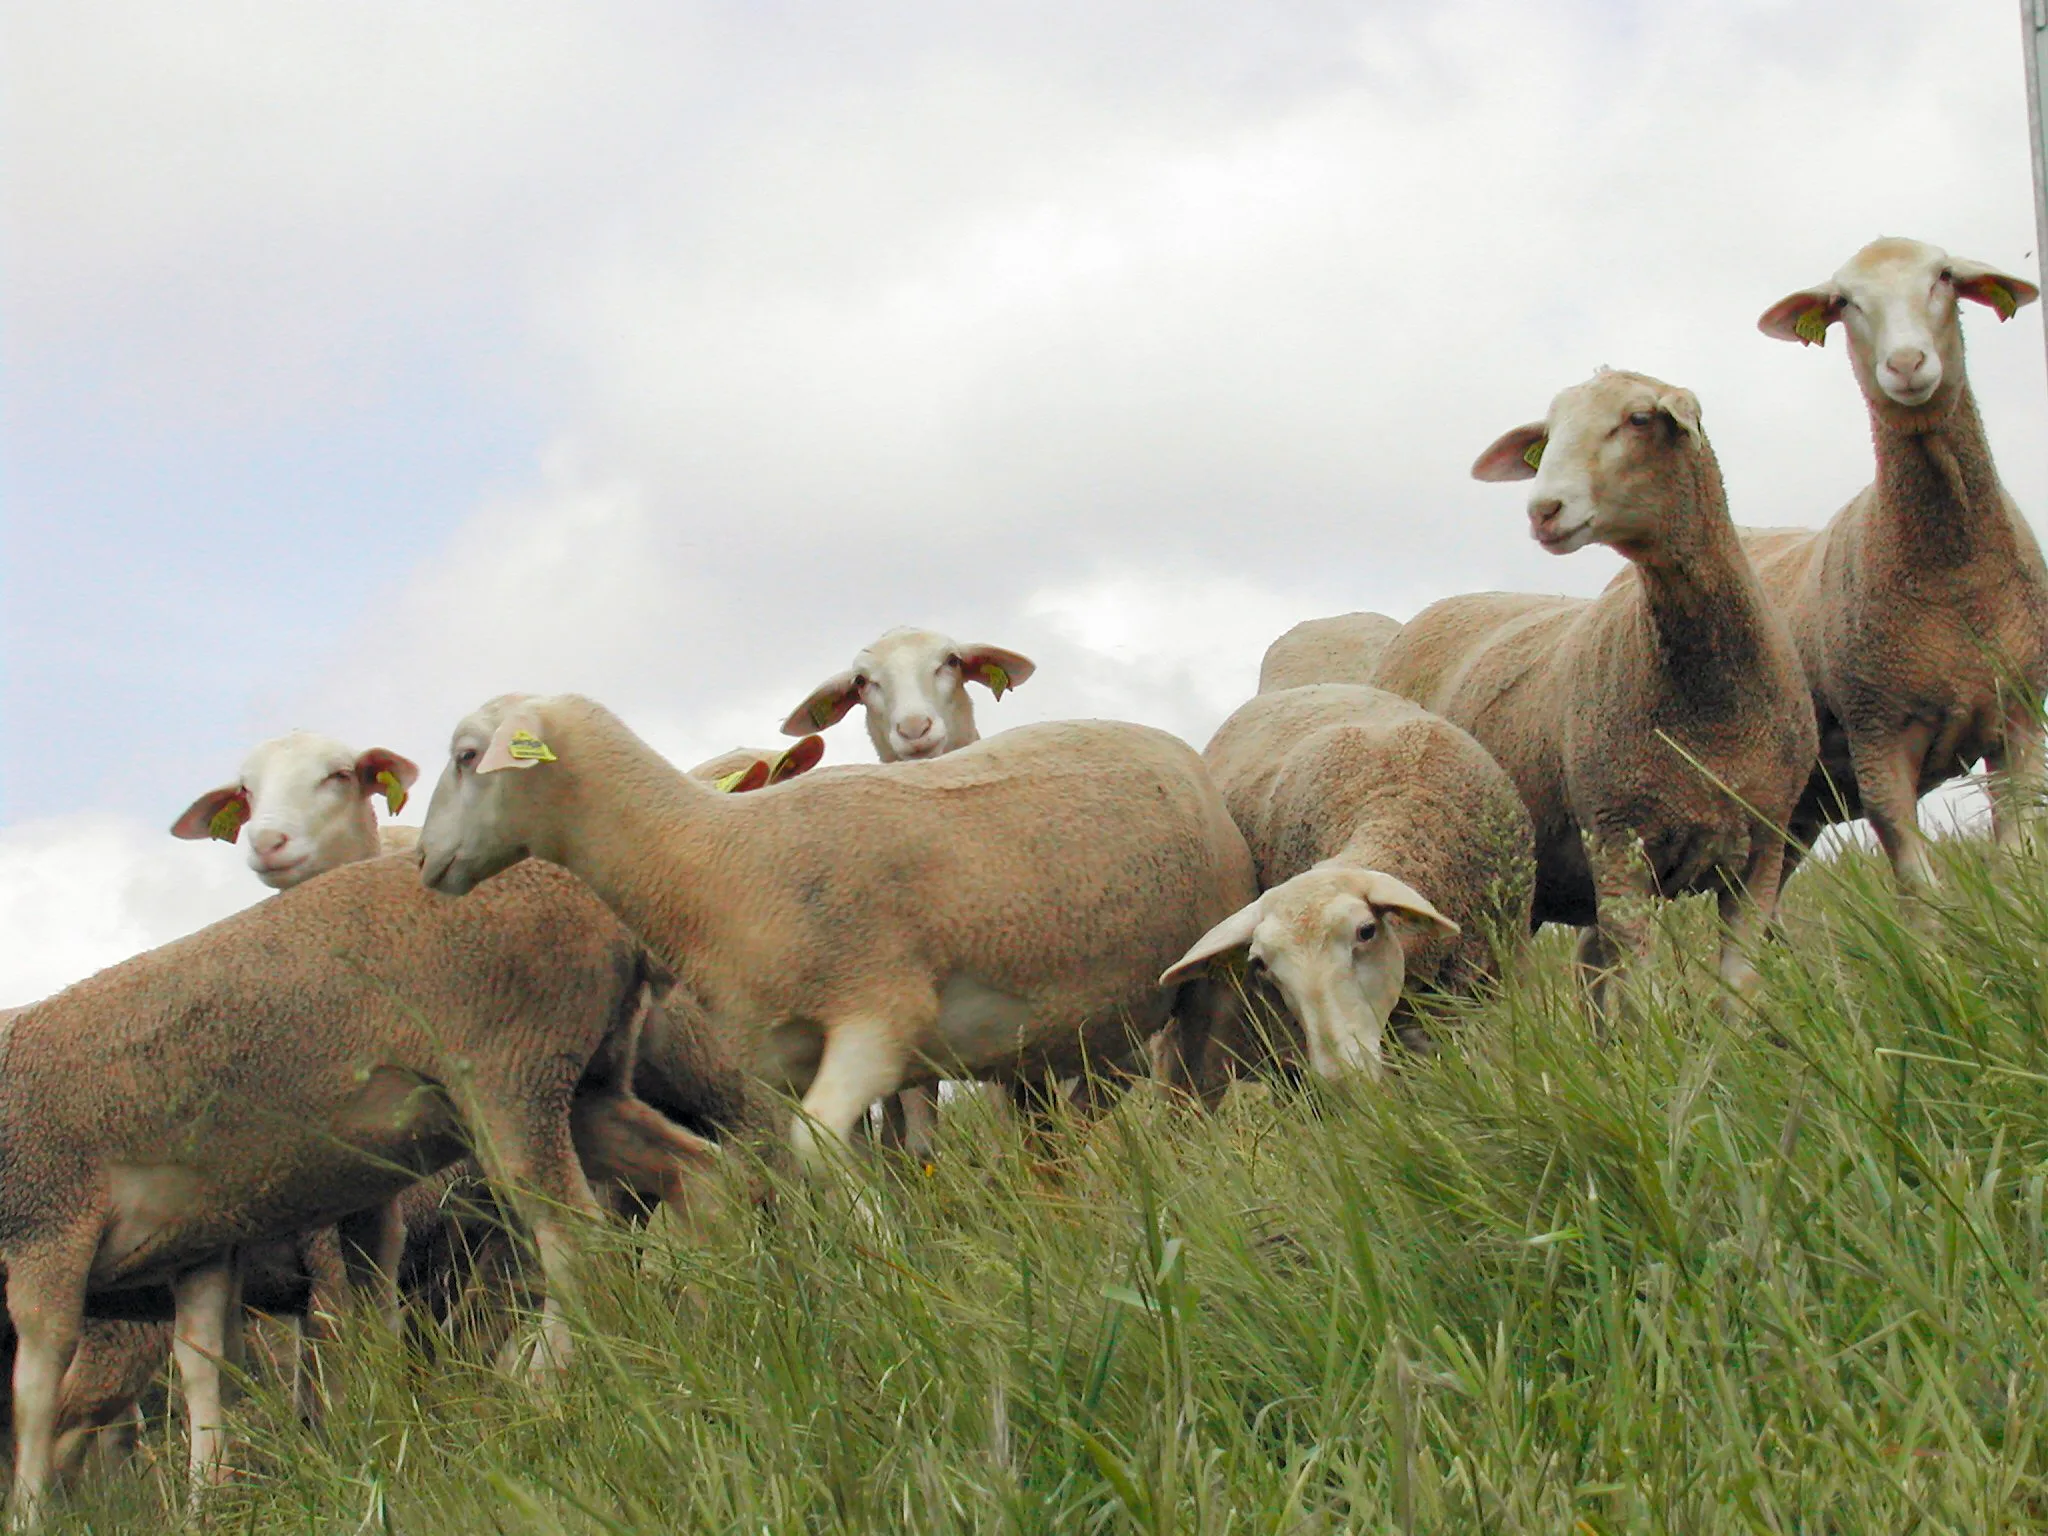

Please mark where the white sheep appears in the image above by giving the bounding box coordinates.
[781,627,1035,762]
[1257,613,1404,692]
[1747,236,2048,890]
[416,693,1257,1166]
[1158,683,1534,1087]
[0,858,717,1520]
[171,731,419,885]
[1373,369,1816,1010]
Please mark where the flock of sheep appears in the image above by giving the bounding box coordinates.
[2,232,2044,1525]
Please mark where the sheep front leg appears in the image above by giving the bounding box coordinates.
[466,1086,605,1382]
[1850,722,1938,892]
[1580,833,1657,1024]
[171,1255,241,1492]
[793,1017,916,1172]
[1986,704,2045,852]
[1716,834,1787,1003]
[7,1247,90,1530]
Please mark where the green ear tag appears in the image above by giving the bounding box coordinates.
[982,663,1010,700]
[714,769,749,793]
[1983,280,2018,321]
[1522,439,1544,471]
[506,730,556,763]
[208,798,249,843]
[809,698,833,729]
[375,769,408,816]
[1794,307,1830,346]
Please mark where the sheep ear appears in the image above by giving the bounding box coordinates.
[1657,388,1703,440]
[1354,870,1460,938]
[957,645,1035,700]
[1948,259,2039,320]
[354,747,419,815]
[782,673,862,736]
[771,734,825,784]
[719,760,772,793]
[1159,899,1264,988]
[476,710,555,774]
[171,785,249,843]
[1758,286,1841,346]
[1472,423,1546,482]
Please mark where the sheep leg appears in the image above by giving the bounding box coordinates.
[1985,706,2045,851]
[1716,836,1787,1001]
[897,1086,939,1161]
[792,1018,915,1171]
[465,1088,604,1382]
[6,1246,91,1529]
[335,1202,406,1336]
[171,1256,241,1492]
[1580,834,1656,1022]
[1851,724,1938,892]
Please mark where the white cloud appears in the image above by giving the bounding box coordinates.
[0,815,261,1009]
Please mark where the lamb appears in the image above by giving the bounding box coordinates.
[782,627,1035,762]
[416,694,1258,1164]
[1372,369,1816,1008]
[1157,684,1534,1090]
[1257,613,1405,692]
[1744,237,2047,889]
[0,857,723,1521]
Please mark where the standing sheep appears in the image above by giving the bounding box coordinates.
[1257,613,1405,692]
[1747,236,2047,889]
[1157,683,1534,1092]
[417,694,1257,1164]
[0,857,718,1521]
[1373,369,1815,1009]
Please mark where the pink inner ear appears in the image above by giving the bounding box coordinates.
[774,734,825,781]
[782,676,862,736]
[1471,425,1544,482]
[354,747,420,793]
[475,712,548,774]
[171,786,244,841]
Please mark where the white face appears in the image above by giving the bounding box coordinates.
[1828,239,1960,408]
[418,701,538,896]
[236,732,381,889]
[1246,877,1404,1081]
[853,628,978,762]
[1518,371,1692,559]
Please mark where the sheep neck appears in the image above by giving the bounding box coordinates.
[1618,446,1765,678]
[548,720,745,978]
[1866,380,2009,570]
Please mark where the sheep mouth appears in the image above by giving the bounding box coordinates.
[1530,521,1593,554]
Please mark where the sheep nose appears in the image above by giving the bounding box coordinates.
[897,715,935,741]
[1529,498,1564,531]
[1884,348,1928,382]
[250,828,289,857]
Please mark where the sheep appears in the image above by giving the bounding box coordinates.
[1156,684,1535,1091]
[0,856,722,1520]
[1372,369,1816,1009]
[781,627,1035,762]
[1746,237,2048,890]
[171,731,419,887]
[1257,613,1404,692]
[416,693,1258,1166]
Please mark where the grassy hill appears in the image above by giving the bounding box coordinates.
[55,834,2048,1533]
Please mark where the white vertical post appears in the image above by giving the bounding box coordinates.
[2026,0,2048,379]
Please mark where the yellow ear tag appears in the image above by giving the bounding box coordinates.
[1982,280,2018,321]
[1522,439,1544,471]
[208,798,249,844]
[375,769,408,816]
[809,698,834,729]
[506,730,556,763]
[982,663,1010,700]
[713,769,749,793]
[1793,307,1830,346]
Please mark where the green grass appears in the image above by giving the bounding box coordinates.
[50,833,2048,1534]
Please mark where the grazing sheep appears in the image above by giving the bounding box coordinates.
[1257,613,1404,692]
[417,694,1257,1164]
[0,857,719,1520]
[781,627,1035,762]
[1156,684,1534,1091]
[1747,237,2047,889]
[1373,370,1816,1009]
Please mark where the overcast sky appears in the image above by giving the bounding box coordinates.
[3,0,2044,1005]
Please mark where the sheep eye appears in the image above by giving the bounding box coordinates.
[1355,921,1378,945]
[1627,411,1655,428]
[853,674,870,691]
[456,747,478,769]
[944,654,964,670]
[326,769,353,785]
[1938,268,1953,284]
